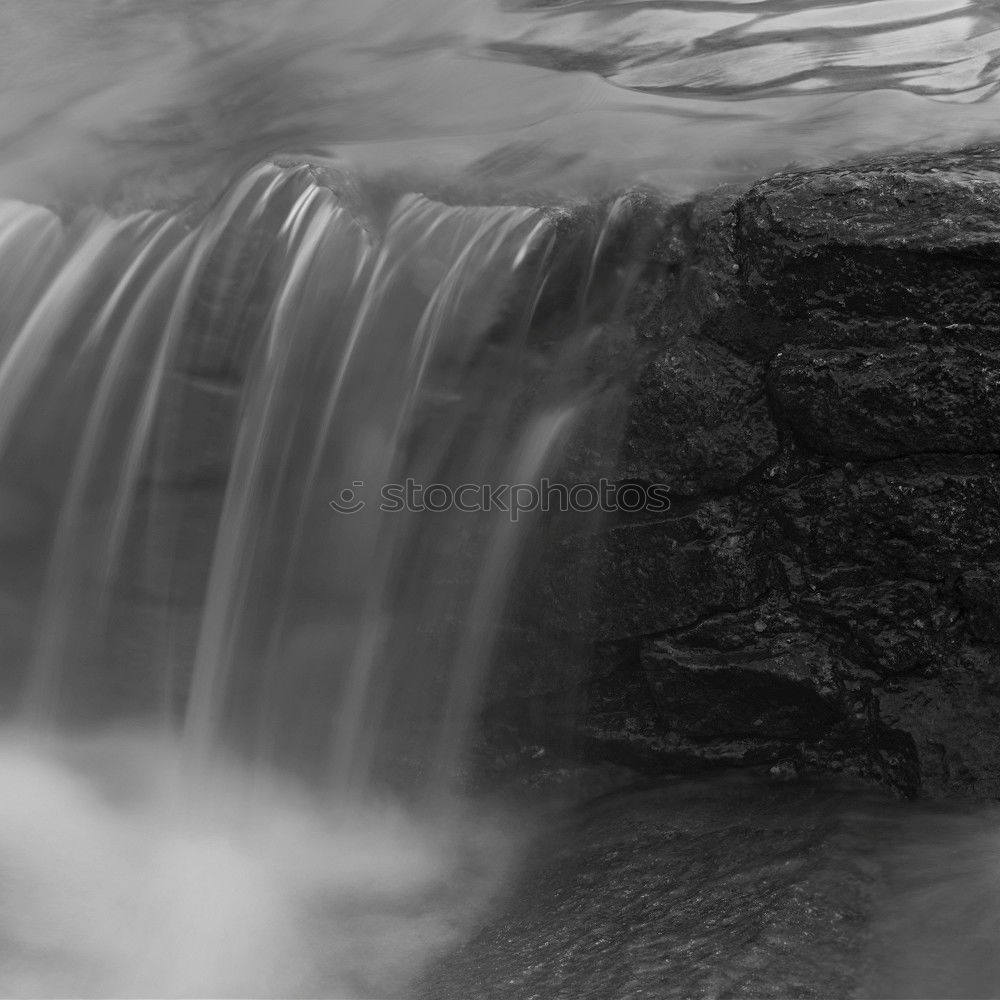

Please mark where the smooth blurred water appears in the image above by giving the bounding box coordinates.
[0,137,635,998]
[0,2,996,998]
[0,727,523,999]
[0,0,997,206]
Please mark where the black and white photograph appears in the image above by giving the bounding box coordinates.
[0,1,997,997]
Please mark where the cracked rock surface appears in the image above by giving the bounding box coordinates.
[491,144,1000,800]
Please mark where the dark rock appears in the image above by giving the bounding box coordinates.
[877,648,1000,798]
[584,500,777,640]
[624,339,777,495]
[498,144,1000,800]
[957,569,1000,643]
[768,345,1000,461]
[797,579,959,677]
[641,633,845,743]
[773,457,1000,581]
[729,147,1000,355]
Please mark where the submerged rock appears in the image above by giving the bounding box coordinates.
[419,775,891,1000]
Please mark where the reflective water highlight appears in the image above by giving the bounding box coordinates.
[0,0,997,205]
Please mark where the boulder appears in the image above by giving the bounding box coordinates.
[501,144,1000,799]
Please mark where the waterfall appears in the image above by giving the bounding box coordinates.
[0,158,641,996]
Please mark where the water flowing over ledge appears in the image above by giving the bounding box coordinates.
[0,2,999,996]
[0,155,658,996]
[4,133,1000,995]
[2,0,1000,206]
[0,159,654,784]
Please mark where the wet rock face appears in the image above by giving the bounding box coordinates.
[514,144,1000,800]
[623,339,777,495]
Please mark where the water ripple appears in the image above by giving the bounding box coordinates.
[490,0,1000,101]
[0,0,997,203]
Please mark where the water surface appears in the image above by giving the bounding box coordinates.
[0,3,996,998]
[0,0,997,205]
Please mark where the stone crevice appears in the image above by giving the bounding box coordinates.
[500,143,1000,800]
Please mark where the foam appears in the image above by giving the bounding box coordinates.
[0,727,516,999]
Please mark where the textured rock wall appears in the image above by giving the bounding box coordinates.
[553,145,1000,799]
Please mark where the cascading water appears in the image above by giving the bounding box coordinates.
[3,0,1000,997]
[0,156,640,996]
